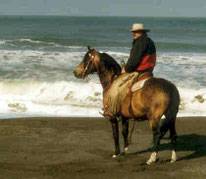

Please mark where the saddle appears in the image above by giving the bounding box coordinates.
[131,72,153,92]
[103,72,153,117]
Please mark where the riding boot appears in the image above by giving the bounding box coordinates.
[103,110,114,117]
[101,104,114,117]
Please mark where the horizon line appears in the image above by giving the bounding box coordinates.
[0,15,205,18]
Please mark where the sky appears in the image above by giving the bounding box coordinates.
[0,0,206,17]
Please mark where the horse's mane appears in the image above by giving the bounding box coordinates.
[100,53,121,76]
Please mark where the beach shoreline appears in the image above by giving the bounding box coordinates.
[0,116,206,178]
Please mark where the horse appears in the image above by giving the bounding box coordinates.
[74,46,180,165]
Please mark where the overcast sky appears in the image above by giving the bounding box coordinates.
[0,0,206,17]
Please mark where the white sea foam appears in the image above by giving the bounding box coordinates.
[178,87,206,116]
[19,38,43,44]
[0,80,103,117]
[18,38,65,47]
[0,48,205,118]
[0,40,7,45]
[0,79,205,118]
[0,38,88,51]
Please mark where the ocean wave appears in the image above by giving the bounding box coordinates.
[158,52,206,64]
[178,87,206,115]
[0,48,205,117]
[0,49,205,85]
[1,37,206,53]
[0,49,85,81]
[0,38,130,52]
[0,80,102,105]
[0,40,7,45]
[0,80,205,117]
[0,38,76,52]
[6,38,62,48]
[0,80,103,117]
[19,38,45,44]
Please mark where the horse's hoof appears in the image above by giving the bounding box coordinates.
[146,160,157,165]
[112,154,117,158]
[146,152,157,165]
[170,150,177,163]
[170,157,177,163]
[124,147,129,152]
[112,154,121,158]
[146,160,154,165]
[170,159,176,163]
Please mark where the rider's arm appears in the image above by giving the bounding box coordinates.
[125,39,145,73]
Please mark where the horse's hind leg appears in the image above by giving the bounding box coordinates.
[146,118,159,165]
[147,116,169,165]
[169,119,177,163]
[122,116,129,152]
[110,117,120,157]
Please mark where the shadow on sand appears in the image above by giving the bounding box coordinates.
[129,134,206,161]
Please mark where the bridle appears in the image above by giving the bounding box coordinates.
[81,53,95,79]
[80,50,116,87]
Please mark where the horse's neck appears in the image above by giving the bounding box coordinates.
[97,68,115,91]
[94,52,120,91]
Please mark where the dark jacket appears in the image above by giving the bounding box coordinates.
[125,34,156,73]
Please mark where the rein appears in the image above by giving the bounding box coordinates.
[82,57,93,79]
[82,52,117,91]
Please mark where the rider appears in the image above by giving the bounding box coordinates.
[122,23,156,74]
[103,24,156,117]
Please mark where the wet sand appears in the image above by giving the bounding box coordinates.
[0,116,206,179]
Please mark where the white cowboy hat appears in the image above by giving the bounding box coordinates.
[130,23,150,32]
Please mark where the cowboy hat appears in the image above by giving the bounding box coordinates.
[130,23,150,32]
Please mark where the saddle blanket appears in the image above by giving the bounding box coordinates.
[131,78,149,92]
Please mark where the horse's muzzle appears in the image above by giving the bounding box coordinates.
[73,70,80,78]
[73,70,85,79]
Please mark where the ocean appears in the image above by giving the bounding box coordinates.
[0,16,205,118]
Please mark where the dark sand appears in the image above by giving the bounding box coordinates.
[0,116,206,179]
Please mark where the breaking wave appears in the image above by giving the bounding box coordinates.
[0,80,205,118]
[0,46,205,118]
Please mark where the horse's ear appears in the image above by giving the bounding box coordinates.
[87,45,91,51]
[87,45,94,52]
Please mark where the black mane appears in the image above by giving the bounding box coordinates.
[100,53,121,76]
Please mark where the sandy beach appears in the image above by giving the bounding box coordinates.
[0,116,205,178]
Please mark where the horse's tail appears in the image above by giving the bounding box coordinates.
[157,81,180,138]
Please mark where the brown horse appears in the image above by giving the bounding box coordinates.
[74,46,180,165]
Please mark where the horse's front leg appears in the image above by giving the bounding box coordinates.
[110,117,120,158]
[122,116,129,152]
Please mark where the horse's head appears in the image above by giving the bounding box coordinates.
[74,46,100,79]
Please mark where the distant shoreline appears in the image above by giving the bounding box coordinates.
[0,15,205,18]
[1,113,206,120]
[0,116,206,121]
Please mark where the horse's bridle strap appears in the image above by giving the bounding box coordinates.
[82,57,93,78]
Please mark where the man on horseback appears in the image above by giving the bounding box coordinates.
[74,29,179,163]
[103,24,156,117]
[122,23,156,74]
